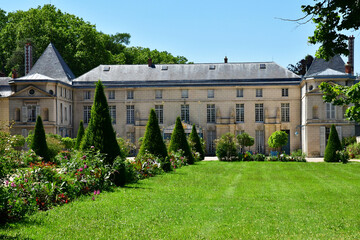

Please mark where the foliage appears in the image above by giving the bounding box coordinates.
[287,55,314,76]
[237,132,254,153]
[342,136,357,148]
[61,137,75,150]
[109,156,129,187]
[168,117,194,164]
[80,80,121,165]
[253,153,266,162]
[30,116,49,162]
[290,150,307,162]
[324,125,342,162]
[74,120,85,150]
[268,131,288,156]
[188,125,205,160]
[167,150,188,169]
[139,109,168,160]
[0,5,188,77]
[337,150,349,164]
[131,152,164,179]
[117,137,136,157]
[346,142,360,159]
[215,133,238,161]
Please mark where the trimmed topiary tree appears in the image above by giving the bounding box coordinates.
[139,109,170,171]
[268,131,288,157]
[215,133,238,161]
[74,120,85,150]
[237,132,254,153]
[169,117,195,164]
[80,80,121,165]
[188,124,205,160]
[324,124,342,162]
[31,115,49,161]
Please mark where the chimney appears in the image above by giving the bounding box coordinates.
[12,69,18,79]
[224,56,228,63]
[24,43,33,75]
[348,36,355,75]
[345,62,352,74]
[148,57,152,67]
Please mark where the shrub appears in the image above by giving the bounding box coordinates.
[31,116,49,162]
[237,132,254,153]
[337,150,349,164]
[117,137,136,157]
[290,149,306,162]
[168,117,194,164]
[47,135,65,162]
[61,137,75,150]
[342,136,356,148]
[346,142,360,159]
[110,156,128,186]
[75,120,85,150]
[268,131,288,157]
[167,150,188,169]
[131,152,164,179]
[188,125,205,160]
[324,125,342,162]
[215,133,238,161]
[139,109,168,160]
[80,80,121,165]
[253,153,266,161]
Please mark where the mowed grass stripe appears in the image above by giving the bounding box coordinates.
[2,162,360,239]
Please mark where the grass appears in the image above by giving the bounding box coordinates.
[2,161,360,239]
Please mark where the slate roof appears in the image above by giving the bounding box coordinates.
[27,43,75,84]
[73,62,301,88]
[0,77,12,97]
[18,73,56,81]
[305,55,346,78]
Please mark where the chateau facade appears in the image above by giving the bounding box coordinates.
[0,43,357,156]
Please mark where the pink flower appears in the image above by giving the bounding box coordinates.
[5,181,9,186]
[92,197,95,201]
[82,155,86,159]
[94,190,97,195]
[24,179,28,183]
[91,146,95,149]
[84,164,87,169]
[79,168,83,172]
[11,182,16,188]
[96,190,100,195]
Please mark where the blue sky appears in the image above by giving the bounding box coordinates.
[2,0,359,73]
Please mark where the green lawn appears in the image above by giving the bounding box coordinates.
[2,161,360,239]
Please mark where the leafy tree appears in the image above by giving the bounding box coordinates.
[215,133,238,161]
[237,132,254,153]
[31,115,49,161]
[287,55,314,76]
[301,1,359,60]
[74,120,85,150]
[80,80,121,165]
[324,125,342,162]
[168,117,194,164]
[188,125,205,160]
[139,109,169,170]
[268,131,288,157]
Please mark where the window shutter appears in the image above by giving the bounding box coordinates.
[320,126,326,156]
[336,126,342,141]
[36,106,41,117]
[22,106,28,122]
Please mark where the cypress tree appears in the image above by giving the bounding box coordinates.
[169,117,194,164]
[324,124,342,162]
[74,120,84,150]
[80,80,121,165]
[189,124,205,160]
[31,115,49,161]
[139,109,168,159]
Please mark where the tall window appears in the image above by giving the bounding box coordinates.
[237,88,243,98]
[255,130,265,153]
[155,90,162,99]
[69,105,72,124]
[326,103,335,119]
[282,88,289,97]
[255,103,264,122]
[127,90,134,100]
[181,89,188,98]
[207,104,216,123]
[108,90,115,100]
[65,106,68,121]
[236,104,244,122]
[60,87,63,97]
[256,89,263,97]
[84,91,91,100]
[281,103,290,122]
[60,103,63,123]
[83,106,91,124]
[208,89,214,98]
[155,105,163,124]
[126,105,135,124]
[109,106,116,124]
[181,104,189,122]
[27,105,37,122]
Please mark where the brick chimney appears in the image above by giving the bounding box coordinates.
[224,56,228,63]
[348,36,355,75]
[148,57,152,67]
[24,43,33,75]
[345,62,352,74]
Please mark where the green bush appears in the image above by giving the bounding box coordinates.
[188,125,205,160]
[47,135,65,163]
[168,117,194,164]
[75,120,85,150]
[237,132,254,153]
[324,125,342,162]
[117,137,136,158]
[290,150,306,162]
[215,133,238,161]
[268,131,288,157]
[346,142,360,159]
[31,116,49,162]
[337,150,349,164]
[253,153,266,161]
[61,137,75,150]
[342,136,357,148]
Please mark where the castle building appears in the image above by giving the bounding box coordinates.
[0,42,357,156]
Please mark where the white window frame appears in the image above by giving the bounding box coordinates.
[126,105,135,124]
[155,90,162,99]
[181,89,188,98]
[127,90,134,100]
[236,104,244,122]
[108,90,115,100]
[207,104,216,123]
[83,106,92,124]
[281,103,290,122]
[208,89,214,98]
[256,89,263,98]
[237,88,243,98]
[109,105,116,124]
[255,103,264,122]
[181,104,190,122]
[155,105,163,124]
[282,88,289,97]
[326,103,336,119]
[84,91,91,100]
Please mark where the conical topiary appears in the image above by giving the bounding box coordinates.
[31,115,49,161]
[324,124,342,162]
[74,120,84,150]
[188,125,205,160]
[80,80,121,165]
[139,109,168,159]
[169,117,194,164]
